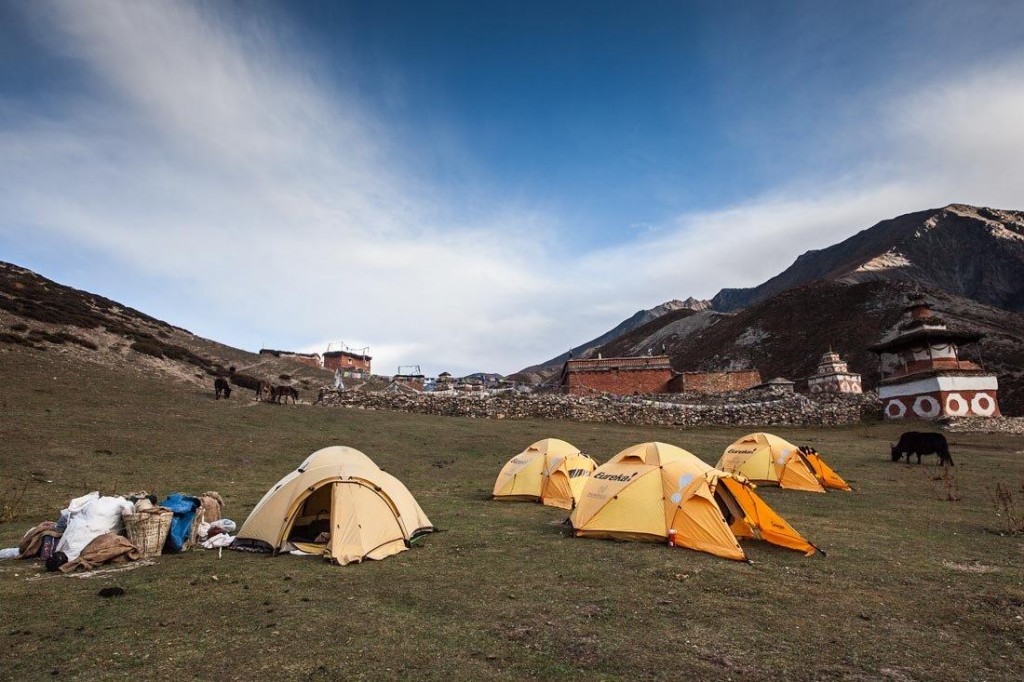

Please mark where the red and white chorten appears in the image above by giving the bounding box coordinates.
[808,350,862,394]
[869,296,999,420]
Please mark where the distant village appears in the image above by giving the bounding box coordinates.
[262,295,1001,421]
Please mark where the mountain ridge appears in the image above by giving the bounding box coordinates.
[711,204,1024,312]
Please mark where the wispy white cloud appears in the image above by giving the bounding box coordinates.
[3,1,1024,376]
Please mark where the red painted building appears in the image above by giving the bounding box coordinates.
[561,356,674,396]
[323,350,372,374]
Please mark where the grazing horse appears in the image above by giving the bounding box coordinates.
[214,378,231,400]
[255,380,273,402]
[891,432,954,466]
[271,385,299,404]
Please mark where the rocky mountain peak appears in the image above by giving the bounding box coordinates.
[652,297,712,314]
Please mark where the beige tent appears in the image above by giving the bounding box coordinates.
[571,442,818,560]
[493,438,596,509]
[235,446,434,565]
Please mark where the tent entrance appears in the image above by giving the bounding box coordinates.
[280,478,409,564]
[287,483,334,546]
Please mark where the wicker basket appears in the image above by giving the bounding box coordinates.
[123,507,173,558]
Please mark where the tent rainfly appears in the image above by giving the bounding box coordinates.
[798,446,852,491]
[570,442,819,561]
[235,446,434,565]
[717,432,849,492]
[493,438,596,509]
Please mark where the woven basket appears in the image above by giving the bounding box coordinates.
[123,507,173,558]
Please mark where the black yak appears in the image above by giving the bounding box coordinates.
[891,432,953,466]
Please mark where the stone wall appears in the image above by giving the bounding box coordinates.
[317,388,879,428]
[323,352,372,373]
[943,416,1024,435]
[669,370,762,393]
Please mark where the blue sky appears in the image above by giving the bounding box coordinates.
[2,1,1024,375]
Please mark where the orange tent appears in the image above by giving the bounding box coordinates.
[717,433,826,492]
[571,442,818,561]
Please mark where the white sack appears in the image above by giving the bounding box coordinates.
[56,494,135,560]
[201,534,234,549]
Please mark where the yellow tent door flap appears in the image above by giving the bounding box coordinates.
[779,458,827,493]
[802,452,852,491]
[541,470,573,510]
[327,481,407,566]
[720,478,817,556]
[668,493,745,561]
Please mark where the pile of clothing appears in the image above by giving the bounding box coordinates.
[0,489,236,573]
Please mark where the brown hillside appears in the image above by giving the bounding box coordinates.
[0,261,335,397]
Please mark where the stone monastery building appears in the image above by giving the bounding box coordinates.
[808,351,862,394]
[869,295,999,420]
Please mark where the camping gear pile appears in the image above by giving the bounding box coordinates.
[234,446,435,566]
[494,432,852,562]
[2,489,234,573]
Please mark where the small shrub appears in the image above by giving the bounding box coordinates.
[279,374,291,381]
[926,464,961,502]
[162,344,187,361]
[131,340,165,358]
[991,482,1024,534]
[10,322,27,332]
[60,333,98,351]
[230,373,262,391]
[0,332,34,348]
[27,329,67,344]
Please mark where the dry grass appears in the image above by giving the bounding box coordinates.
[991,482,1024,534]
[1,346,1023,680]
[0,482,27,524]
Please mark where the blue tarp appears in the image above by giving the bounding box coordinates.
[160,493,201,553]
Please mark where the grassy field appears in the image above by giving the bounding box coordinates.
[1,347,1023,680]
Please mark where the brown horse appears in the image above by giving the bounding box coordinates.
[255,380,273,402]
[271,385,299,404]
[214,378,231,399]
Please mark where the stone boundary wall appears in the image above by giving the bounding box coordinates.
[670,370,762,393]
[943,416,1024,435]
[317,389,880,428]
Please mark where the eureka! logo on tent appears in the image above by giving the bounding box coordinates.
[593,471,638,483]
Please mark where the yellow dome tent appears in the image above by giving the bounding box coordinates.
[570,442,818,561]
[717,432,826,493]
[493,438,596,509]
[235,446,434,565]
